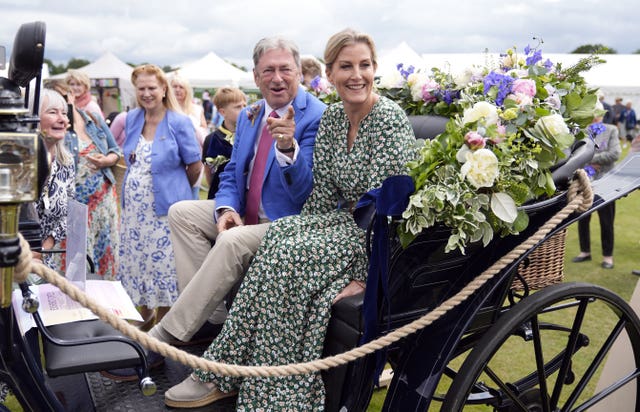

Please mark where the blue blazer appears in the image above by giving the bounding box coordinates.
[122,108,202,216]
[64,109,122,184]
[215,86,326,220]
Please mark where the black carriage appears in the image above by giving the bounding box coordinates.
[2,21,640,412]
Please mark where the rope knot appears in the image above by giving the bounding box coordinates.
[567,169,594,213]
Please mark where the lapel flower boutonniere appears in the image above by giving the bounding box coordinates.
[246,102,263,127]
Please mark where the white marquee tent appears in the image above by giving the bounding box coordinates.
[376,41,425,80]
[172,52,255,90]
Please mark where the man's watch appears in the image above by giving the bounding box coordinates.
[278,145,295,153]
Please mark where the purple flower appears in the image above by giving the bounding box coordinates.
[526,49,543,66]
[584,165,597,178]
[396,63,415,79]
[588,122,606,139]
[310,75,322,91]
[543,59,553,69]
[483,72,514,106]
[442,89,459,105]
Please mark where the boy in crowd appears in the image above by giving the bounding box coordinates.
[202,87,247,199]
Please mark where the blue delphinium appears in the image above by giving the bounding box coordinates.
[483,72,514,106]
[396,63,415,79]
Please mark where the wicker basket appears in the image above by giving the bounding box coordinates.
[511,228,567,291]
[112,157,127,203]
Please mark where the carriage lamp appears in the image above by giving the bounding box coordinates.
[0,81,39,308]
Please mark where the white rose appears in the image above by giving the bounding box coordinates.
[462,101,499,126]
[454,69,472,88]
[535,114,569,137]
[460,148,499,188]
[407,72,428,101]
[377,71,404,89]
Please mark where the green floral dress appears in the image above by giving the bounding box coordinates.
[195,96,416,410]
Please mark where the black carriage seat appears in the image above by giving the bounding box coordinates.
[17,215,156,395]
[321,116,596,412]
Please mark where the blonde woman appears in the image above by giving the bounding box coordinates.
[170,74,207,145]
[35,88,76,273]
[116,64,202,332]
[65,69,104,119]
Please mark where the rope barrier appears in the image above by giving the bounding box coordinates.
[13,170,593,378]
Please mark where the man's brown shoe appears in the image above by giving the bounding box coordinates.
[164,373,237,408]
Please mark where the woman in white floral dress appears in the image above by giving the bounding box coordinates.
[166,29,417,410]
[117,64,202,329]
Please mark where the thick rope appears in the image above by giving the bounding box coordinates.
[12,171,593,378]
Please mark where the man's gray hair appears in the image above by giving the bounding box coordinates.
[252,37,301,69]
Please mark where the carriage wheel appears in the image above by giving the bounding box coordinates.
[440,282,640,411]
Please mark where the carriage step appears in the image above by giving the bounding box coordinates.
[378,368,394,388]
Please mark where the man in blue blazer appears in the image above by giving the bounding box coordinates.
[148,37,326,351]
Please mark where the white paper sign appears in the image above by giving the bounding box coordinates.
[66,199,87,290]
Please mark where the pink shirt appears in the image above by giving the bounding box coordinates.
[110,112,127,148]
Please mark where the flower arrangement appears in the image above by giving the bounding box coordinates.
[377,63,463,117]
[308,75,341,105]
[395,45,604,254]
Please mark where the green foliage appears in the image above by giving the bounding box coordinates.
[66,57,90,69]
[571,44,617,54]
[396,45,602,254]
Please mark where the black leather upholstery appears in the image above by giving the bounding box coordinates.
[39,318,146,377]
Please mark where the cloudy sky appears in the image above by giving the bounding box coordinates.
[1,0,639,71]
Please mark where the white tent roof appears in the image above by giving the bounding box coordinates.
[173,52,255,89]
[377,41,426,79]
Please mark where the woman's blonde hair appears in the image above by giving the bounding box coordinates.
[169,74,195,115]
[131,64,181,113]
[65,69,91,92]
[39,88,73,166]
[324,28,378,72]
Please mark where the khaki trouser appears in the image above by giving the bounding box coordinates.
[165,199,270,341]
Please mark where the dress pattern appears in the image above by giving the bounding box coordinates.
[36,158,75,273]
[75,139,119,279]
[195,97,416,410]
[117,136,178,307]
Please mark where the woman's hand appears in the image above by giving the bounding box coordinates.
[86,153,119,170]
[42,236,54,251]
[332,280,366,304]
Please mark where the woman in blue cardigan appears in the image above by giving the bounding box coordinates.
[117,64,202,329]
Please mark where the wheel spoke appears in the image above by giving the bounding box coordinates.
[563,317,628,411]
[550,297,588,407]
[483,366,531,410]
[531,316,552,412]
